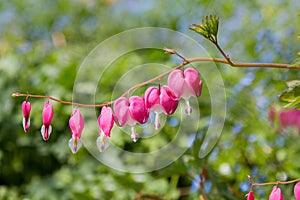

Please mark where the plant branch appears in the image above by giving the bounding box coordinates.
[212,41,234,65]
[12,51,300,108]
[134,193,164,200]
[252,177,300,187]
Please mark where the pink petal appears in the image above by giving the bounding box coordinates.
[297,111,300,132]
[160,86,178,115]
[129,96,149,125]
[144,86,160,110]
[98,106,114,137]
[69,108,84,138]
[294,182,300,200]
[247,190,254,200]
[269,186,284,200]
[42,101,54,126]
[113,97,131,127]
[168,69,185,98]
[22,101,31,118]
[278,111,290,131]
[184,68,202,97]
[22,101,31,132]
[278,109,300,132]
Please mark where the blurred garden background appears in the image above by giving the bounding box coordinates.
[0,0,300,199]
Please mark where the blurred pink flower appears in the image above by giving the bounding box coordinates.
[268,107,300,133]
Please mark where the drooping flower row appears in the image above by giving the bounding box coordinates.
[21,67,202,153]
[246,182,300,200]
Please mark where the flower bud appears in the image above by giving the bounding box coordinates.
[68,108,84,153]
[22,101,31,132]
[247,190,254,200]
[40,101,54,141]
[97,106,114,152]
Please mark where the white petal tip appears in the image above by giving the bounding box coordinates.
[97,135,110,153]
[154,113,161,130]
[154,122,161,130]
[184,99,192,115]
[131,133,139,142]
[68,137,82,154]
[22,117,30,132]
[40,125,52,141]
[185,107,192,115]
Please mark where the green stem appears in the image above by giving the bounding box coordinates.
[252,177,300,187]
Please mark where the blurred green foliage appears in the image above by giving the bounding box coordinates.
[1,0,300,199]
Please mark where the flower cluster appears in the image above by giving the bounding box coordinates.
[246,182,300,200]
[20,67,202,154]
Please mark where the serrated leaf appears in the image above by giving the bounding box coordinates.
[190,15,219,43]
[286,80,300,88]
[279,80,300,108]
[291,57,300,67]
[283,96,300,109]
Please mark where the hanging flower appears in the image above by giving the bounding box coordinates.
[41,101,54,141]
[246,190,255,200]
[269,186,284,200]
[68,108,84,153]
[168,68,202,115]
[22,101,31,132]
[97,106,114,152]
[144,85,178,129]
[113,96,149,142]
[294,182,300,200]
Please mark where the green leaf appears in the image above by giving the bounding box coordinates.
[283,96,300,109]
[189,15,219,43]
[279,80,300,108]
[291,56,300,67]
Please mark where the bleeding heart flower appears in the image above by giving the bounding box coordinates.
[22,101,31,132]
[68,108,84,153]
[41,101,54,141]
[113,96,149,142]
[294,182,300,200]
[144,85,178,129]
[269,186,284,200]
[168,68,202,115]
[97,106,114,152]
[247,190,254,200]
